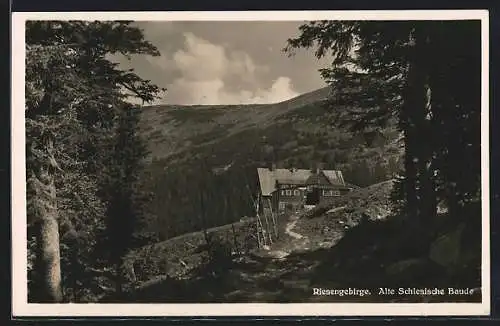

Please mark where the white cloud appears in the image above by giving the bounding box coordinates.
[172,33,227,81]
[254,77,297,104]
[160,32,298,105]
[167,76,298,105]
[168,78,225,104]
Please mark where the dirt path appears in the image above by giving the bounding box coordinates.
[284,214,305,240]
[261,212,311,260]
[326,205,347,214]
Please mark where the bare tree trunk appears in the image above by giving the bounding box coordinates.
[31,168,63,303]
[402,25,438,231]
[412,26,437,227]
[401,64,420,225]
[418,87,437,224]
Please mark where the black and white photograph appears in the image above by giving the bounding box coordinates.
[12,10,490,317]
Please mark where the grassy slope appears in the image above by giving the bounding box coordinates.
[116,180,480,303]
[138,86,403,240]
[141,86,401,170]
[140,87,333,161]
[126,181,394,286]
[125,217,258,283]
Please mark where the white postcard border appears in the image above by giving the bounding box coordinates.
[11,10,490,317]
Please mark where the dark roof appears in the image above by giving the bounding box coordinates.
[257,168,346,196]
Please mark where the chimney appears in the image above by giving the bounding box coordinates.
[311,162,318,174]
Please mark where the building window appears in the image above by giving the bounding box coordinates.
[286,190,292,196]
[281,190,285,196]
[294,190,300,196]
[322,189,341,197]
[279,202,285,210]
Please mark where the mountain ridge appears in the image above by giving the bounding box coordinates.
[143,86,332,110]
[139,86,333,160]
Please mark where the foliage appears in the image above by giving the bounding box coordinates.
[284,20,482,234]
[26,20,164,302]
[202,233,234,278]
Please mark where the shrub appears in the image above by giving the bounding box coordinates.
[203,233,234,278]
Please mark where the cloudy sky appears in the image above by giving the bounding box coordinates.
[112,21,331,105]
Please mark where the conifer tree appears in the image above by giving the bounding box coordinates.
[26,20,164,302]
[285,20,481,233]
[97,103,157,293]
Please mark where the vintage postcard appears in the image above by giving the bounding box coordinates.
[11,10,490,317]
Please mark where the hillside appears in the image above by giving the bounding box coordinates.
[112,180,480,303]
[123,181,396,288]
[140,86,333,160]
[114,181,396,302]
[138,86,403,240]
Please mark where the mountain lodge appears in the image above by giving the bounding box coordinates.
[257,166,353,215]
